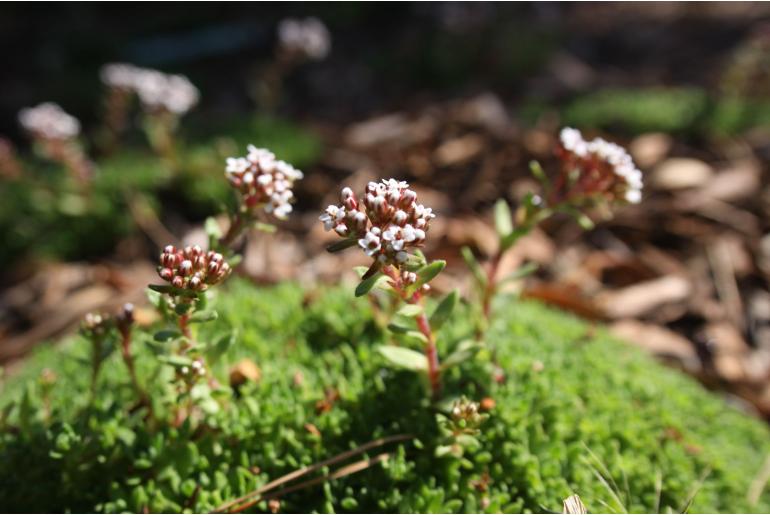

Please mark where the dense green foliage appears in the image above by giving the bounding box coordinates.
[1,280,769,513]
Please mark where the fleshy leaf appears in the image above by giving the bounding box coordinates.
[494,199,513,238]
[153,330,182,342]
[461,246,487,289]
[396,304,423,317]
[326,238,358,253]
[441,340,482,370]
[430,290,458,331]
[377,345,428,372]
[355,272,383,297]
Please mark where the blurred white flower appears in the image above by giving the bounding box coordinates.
[557,127,643,205]
[100,63,199,115]
[278,17,331,61]
[18,102,80,140]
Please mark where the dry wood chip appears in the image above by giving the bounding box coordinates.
[598,275,691,319]
[652,158,714,190]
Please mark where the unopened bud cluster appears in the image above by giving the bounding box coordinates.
[100,63,199,115]
[157,245,231,292]
[225,145,304,219]
[278,17,331,61]
[19,103,81,140]
[451,397,482,425]
[556,127,643,205]
[320,179,436,266]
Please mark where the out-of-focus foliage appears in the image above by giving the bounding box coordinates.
[562,87,770,137]
[1,280,769,513]
[0,115,321,269]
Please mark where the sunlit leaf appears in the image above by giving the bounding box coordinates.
[377,345,428,372]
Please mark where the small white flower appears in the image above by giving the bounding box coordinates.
[560,127,588,157]
[358,231,381,256]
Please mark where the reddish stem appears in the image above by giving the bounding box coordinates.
[383,266,441,398]
[179,313,191,339]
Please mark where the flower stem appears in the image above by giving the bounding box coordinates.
[119,328,154,419]
[384,266,441,399]
[220,212,245,250]
[179,313,191,339]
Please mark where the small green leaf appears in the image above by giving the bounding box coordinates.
[174,303,193,315]
[158,355,194,368]
[416,260,446,287]
[494,199,513,238]
[499,227,529,252]
[355,271,384,297]
[377,345,428,372]
[529,160,548,185]
[205,217,222,240]
[387,323,412,334]
[441,340,482,370]
[396,304,423,317]
[189,310,218,324]
[208,331,235,362]
[401,330,428,346]
[254,222,276,233]
[154,330,181,342]
[148,284,198,298]
[430,290,458,331]
[461,246,487,289]
[326,238,358,253]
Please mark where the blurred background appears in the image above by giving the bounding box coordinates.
[2,2,770,419]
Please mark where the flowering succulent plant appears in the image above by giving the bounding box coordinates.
[214,145,304,251]
[253,17,331,111]
[225,145,304,221]
[99,63,199,161]
[157,245,232,293]
[322,179,474,399]
[321,179,436,273]
[554,127,643,206]
[463,127,645,340]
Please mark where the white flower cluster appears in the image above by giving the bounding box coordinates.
[278,17,331,60]
[225,145,304,219]
[559,127,643,204]
[320,179,436,266]
[100,63,199,115]
[18,102,81,140]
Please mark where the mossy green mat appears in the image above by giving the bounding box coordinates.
[1,279,769,513]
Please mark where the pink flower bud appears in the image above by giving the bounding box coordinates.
[159,267,174,281]
[179,260,193,276]
[172,276,184,288]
